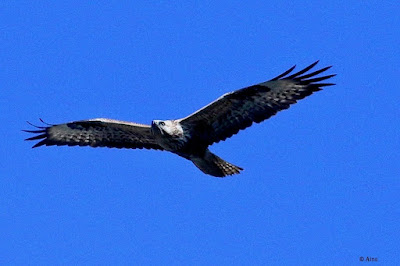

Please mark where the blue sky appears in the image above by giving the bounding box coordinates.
[1,1,399,264]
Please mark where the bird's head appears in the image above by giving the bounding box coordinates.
[151,120,183,137]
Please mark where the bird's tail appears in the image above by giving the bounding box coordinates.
[190,150,243,177]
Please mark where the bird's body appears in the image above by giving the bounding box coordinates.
[24,61,335,177]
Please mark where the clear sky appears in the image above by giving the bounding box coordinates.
[1,1,399,265]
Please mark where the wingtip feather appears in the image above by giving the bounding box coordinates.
[286,60,321,79]
[304,74,336,84]
[39,118,53,126]
[22,129,46,133]
[32,139,47,148]
[270,64,296,81]
[25,134,47,141]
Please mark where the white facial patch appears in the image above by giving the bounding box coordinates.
[158,120,184,137]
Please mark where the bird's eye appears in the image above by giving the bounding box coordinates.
[159,121,165,126]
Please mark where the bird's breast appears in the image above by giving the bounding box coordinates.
[154,133,187,152]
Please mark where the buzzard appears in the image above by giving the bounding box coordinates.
[24,61,335,177]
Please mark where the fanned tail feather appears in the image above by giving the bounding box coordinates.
[190,150,243,177]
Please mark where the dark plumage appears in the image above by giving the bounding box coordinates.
[24,61,335,177]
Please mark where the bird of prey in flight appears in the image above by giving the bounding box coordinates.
[24,61,335,177]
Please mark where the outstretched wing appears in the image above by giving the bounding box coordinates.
[179,61,335,146]
[24,118,163,150]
